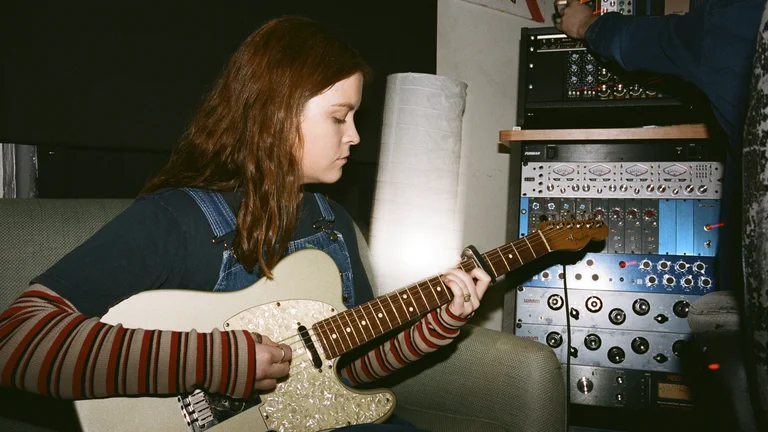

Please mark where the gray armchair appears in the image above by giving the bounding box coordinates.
[0,198,565,432]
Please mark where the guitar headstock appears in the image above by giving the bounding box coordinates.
[536,219,608,252]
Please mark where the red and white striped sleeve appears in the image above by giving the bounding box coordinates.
[339,304,468,385]
[0,285,257,399]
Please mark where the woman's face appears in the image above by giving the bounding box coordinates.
[299,72,363,184]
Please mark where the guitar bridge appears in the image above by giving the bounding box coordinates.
[178,389,263,431]
[179,390,215,432]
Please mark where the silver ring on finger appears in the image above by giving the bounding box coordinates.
[463,293,471,302]
[279,346,286,362]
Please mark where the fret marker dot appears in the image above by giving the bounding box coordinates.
[346,327,351,333]
[332,334,337,339]
[509,254,513,258]
[409,307,413,312]
[361,321,367,326]
[437,287,442,291]
[402,294,408,299]
[378,313,383,318]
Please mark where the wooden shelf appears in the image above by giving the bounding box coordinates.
[499,123,709,145]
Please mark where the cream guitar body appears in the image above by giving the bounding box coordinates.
[75,249,396,432]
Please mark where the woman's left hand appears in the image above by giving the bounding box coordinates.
[441,267,492,318]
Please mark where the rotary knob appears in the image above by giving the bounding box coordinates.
[619,184,628,193]
[594,208,606,219]
[577,377,594,394]
[684,184,695,194]
[627,208,638,219]
[532,202,540,210]
[583,184,591,192]
[597,187,603,194]
[644,209,657,219]
[698,185,708,194]
[671,188,680,195]
[573,184,580,192]
[633,188,641,195]
[560,187,567,194]
[610,208,622,219]
[609,184,617,193]
[547,184,555,192]
[646,184,655,193]
[657,184,667,193]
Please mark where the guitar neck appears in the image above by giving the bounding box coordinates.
[313,230,553,359]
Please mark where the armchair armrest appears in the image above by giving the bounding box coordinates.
[385,324,566,432]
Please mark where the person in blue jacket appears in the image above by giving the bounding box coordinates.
[556,0,765,295]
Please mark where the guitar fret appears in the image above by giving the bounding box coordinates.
[376,297,393,330]
[347,308,373,343]
[315,320,336,359]
[387,293,403,325]
[537,230,552,252]
[416,282,429,314]
[426,278,440,306]
[395,290,410,319]
[523,236,537,257]
[367,301,384,335]
[342,310,362,346]
[333,314,353,351]
[496,248,511,271]
[509,243,523,264]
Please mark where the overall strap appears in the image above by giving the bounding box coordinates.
[313,193,336,221]
[181,188,237,237]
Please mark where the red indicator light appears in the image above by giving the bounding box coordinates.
[704,222,725,231]
[619,261,626,268]
[708,363,720,371]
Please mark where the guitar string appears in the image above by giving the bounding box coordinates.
[261,222,605,363]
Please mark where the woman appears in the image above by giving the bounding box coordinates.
[0,17,490,431]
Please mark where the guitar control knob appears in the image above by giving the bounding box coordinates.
[620,184,628,193]
[685,184,695,195]
[547,184,555,192]
[698,185,708,194]
[609,184,617,193]
[646,184,655,193]
[577,377,594,394]
[583,184,591,192]
[657,184,667,193]
[672,188,680,196]
[633,188,641,195]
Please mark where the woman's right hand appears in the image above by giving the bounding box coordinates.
[252,333,292,391]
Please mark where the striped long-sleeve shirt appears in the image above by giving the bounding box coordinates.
[0,284,466,399]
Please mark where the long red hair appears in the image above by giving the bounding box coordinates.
[141,17,371,276]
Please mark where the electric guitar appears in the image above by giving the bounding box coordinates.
[74,219,607,432]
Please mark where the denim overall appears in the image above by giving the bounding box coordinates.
[182,188,356,308]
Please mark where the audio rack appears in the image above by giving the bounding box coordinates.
[503,129,723,412]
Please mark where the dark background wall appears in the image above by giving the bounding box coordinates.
[1,0,438,232]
